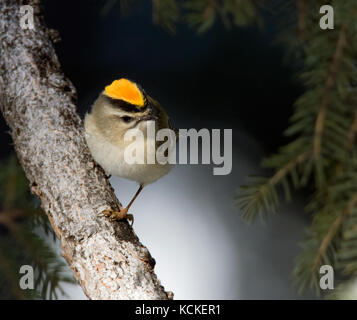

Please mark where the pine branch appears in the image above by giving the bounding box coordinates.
[0,152,73,299]
[238,149,309,221]
[328,278,357,299]
[313,193,357,271]
[270,150,309,185]
[152,0,179,33]
[237,1,357,298]
[0,243,26,299]
[313,23,347,161]
[7,221,76,300]
[184,0,218,33]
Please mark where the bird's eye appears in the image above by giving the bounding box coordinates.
[122,116,133,123]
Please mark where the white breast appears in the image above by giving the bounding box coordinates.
[84,114,172,186]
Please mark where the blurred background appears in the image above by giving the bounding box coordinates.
[1,0,356,299]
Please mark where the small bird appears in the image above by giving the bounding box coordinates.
[84,78,174,224]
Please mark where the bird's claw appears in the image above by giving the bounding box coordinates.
[102,209,134,226]
[125,214,134,226]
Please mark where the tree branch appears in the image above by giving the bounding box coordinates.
[313,23,347,159]
[313,193,357,271]
[269,150,310,185]
[0,0,170,300]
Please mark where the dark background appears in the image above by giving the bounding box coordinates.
[53,1,296,148]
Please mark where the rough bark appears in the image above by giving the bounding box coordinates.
[0,0,170,300]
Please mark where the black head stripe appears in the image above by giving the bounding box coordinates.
[102,94,148,113]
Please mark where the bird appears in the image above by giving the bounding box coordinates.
[84,78,175,225]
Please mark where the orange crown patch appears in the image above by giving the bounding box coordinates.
[104,78,145,107]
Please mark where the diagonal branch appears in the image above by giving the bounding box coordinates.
[313,193,357,271]
[313,23,347,159]
[270,149,310,185]
[240,149,310,217]
[0,0,170,300]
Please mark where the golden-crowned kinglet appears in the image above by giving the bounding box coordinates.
[84,78,175,224]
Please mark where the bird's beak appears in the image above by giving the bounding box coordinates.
[139,114,158,121]
[139,107,158,121]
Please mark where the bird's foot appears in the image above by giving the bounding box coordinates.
[102,207,134,225]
